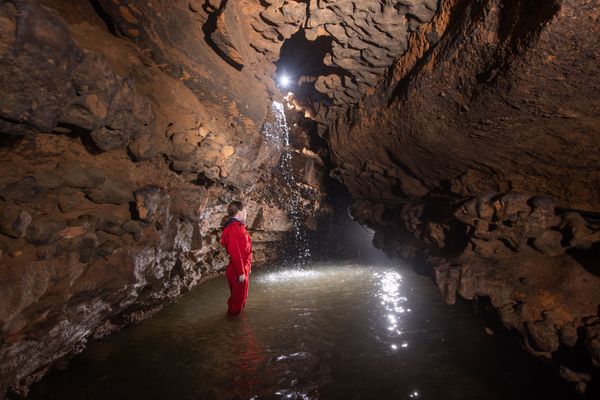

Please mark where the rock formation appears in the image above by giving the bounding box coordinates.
[0,1,328,396]
[326,0,600,394]
[0,0,599,397]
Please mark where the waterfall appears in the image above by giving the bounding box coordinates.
[263,101,311,267]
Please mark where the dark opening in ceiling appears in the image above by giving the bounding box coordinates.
[276,29,349,106]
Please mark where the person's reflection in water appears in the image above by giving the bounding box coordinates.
[230,313,267,399]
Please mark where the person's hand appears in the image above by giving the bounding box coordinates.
[238,274,246,283]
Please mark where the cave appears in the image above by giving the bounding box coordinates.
[0,0,599,399]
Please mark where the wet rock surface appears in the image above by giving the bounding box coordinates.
[0,0,599,397]
[351,190,600,395]
[318,0,600,395]
[0,1,329,397]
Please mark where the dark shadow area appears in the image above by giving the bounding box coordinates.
[566,242,600,278]
[0,133,25,148]
[53,123,103,155]
[276,30,348,84]
[202,0,245,71]
[308,177,391,264]
[472,296,583,398]
[88,0,117,35]
[476,0,560,84]
[388,0,473,104]
[276,30,350,107]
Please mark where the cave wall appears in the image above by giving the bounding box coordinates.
[324,0,600,393]
[0,0,329,396]
[330,0,600,210]
[188,0,598,393]
[0,0,599,396]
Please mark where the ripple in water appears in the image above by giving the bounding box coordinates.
[26,262,577,400]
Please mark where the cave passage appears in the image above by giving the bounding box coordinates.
[26,257,575,400]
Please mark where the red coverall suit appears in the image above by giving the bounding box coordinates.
[221,218,253,316]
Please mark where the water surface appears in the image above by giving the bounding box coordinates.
[27,261,575,399]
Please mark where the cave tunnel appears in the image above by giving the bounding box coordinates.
[0,0,599,399]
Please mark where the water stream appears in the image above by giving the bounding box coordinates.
[27,260,574,400]
[262,101,311,267]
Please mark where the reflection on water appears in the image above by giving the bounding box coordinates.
[375,271,408,350]
[27,261,575,400]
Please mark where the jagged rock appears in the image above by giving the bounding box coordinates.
[0,0,81,134]
[0,0,597,395]
[56,161,106,188]
[560,212,600,250]
[134,187,169,223]
[188,0,203,13]
[78,235,99,263]
[85,181,135,205]
[0,205,32,238]
[531,230,564,256]
[471,237,513,257]
[57,189,88,213]
[423,222,445,248]
[526,321,560,354]
[121,220,142,235]
[35,171,63,189]
[59,51,119,130]
[90,126,131,152]
[585,324,600,367]
[128,133,159,160]
[25,215,66,245]
[170,189,205,221]
[0,1,329,396]
[99,213,129,236]
[0,177,45,204]
[491,192,530,221]
[434,263,461,305]
[559,324,579,347]
[211,5,246,68]
[95,239,121,258]
[560,366,592,395]
[55,226,87,240]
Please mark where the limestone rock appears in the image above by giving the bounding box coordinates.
[57,189,88,213]
[85,181,135,205]
[25,215,66,245]
[55,226,87,240]
[90,126,131,152]
[531,230,564,256]
[0,177,45,204]
[56,161,106,188]
[0,0,80,134]
[0,205,32,238]
[211,6,246,68]
[59,51,119,130]
[134,187,169,223]
[560,212,600,250]
[121,220,142,235]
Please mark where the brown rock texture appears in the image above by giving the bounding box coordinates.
[0,0,328,397]
[322,0,600,394]
[0,0,599,396]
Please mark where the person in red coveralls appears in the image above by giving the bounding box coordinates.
[221,201,253,316]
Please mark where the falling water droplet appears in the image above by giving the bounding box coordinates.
[262,101,312,268]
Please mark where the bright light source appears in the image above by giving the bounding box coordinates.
[279,74,291,88]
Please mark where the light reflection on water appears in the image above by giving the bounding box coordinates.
[257,269,323,284]
[374,271,409,351]
[27,261,576,400]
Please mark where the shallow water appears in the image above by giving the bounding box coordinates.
[27,261,575,400]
